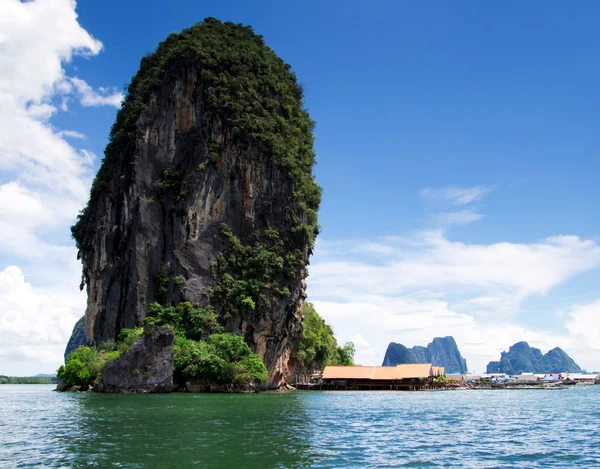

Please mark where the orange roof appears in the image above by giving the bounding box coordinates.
[322,364,434,380]
[322,366,377,379]
[391,364,434,379]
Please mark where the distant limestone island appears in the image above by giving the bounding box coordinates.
[486,341,582,374]
[382,336,468,374]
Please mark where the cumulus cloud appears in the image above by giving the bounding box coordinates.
[420,185,494,205]
[0,0,104,204]
[311,232,600,303]
[562,300,600,369]
[0,0,120,374]
[0,266,85,373]
[307,232,600,372]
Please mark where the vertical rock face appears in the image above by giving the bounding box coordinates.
[99,325,174,393]
[382,336,468,374]
[485,342,582,374]
[72,19,320,387]
[64,315,87,361]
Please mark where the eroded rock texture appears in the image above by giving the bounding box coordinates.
[98,325,174,393]
[72,19,320,387]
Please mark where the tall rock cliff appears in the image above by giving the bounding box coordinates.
[486,342,581,374]
[382,336,468,374]
[71,19,320,387]
[64,315,87,361]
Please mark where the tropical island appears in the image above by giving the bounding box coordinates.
[56,18,597,394]
[58,18,352,393]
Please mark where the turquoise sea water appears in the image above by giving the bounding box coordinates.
[1,384,599,468]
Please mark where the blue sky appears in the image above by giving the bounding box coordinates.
[1,0,599,374]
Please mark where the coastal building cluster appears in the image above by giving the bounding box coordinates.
[295,366,600,391]
[461,372,599,388]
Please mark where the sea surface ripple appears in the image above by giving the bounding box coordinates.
[1,384,599,468]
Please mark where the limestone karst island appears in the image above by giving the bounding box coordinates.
[53,18,599,394]
[58,18,342,392]
[3,3,600,468]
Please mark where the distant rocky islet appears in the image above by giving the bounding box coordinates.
[382,336,468,374]
[486,341,581,374]
[380,336,582,375]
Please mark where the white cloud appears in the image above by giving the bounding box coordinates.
[563,300,600,370]
[311,232,600,303]
[420,185,494,205]
[0,0,120,374]
[59,130,86,139]
[433,210,484,226]
[69,77,122,107]
[0,266,85,374]
[565,300,600,345]
[307,232,600,372]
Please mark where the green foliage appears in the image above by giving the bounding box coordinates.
[296,302,355,371]
[72,17,320,260]
[147,302,267,386]
[338,342,356,367]
[172,332,268,385]
[154,166,182,197]
[57,329,144,387]
[207,143,220,163]
[155,263,170,299]
[98,340,116,352]
[57,359,90,387]
[210,224,301,319]
[240,296,255,310]
[174,275,187,286]
[434,376,457,384]
[115,327,144,354]
[232,352,269,385]
[57,345,123,387]
[144,301,222,340]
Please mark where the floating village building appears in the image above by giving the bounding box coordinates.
[318,364,445,390]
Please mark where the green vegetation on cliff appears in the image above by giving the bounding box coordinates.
[296,302,355,371]
[57,328,143,387]
[144,302,268,386]
[59,303,269,388]
[72,17,320,253]
[173,334,268,386]
[210,224,301,319]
